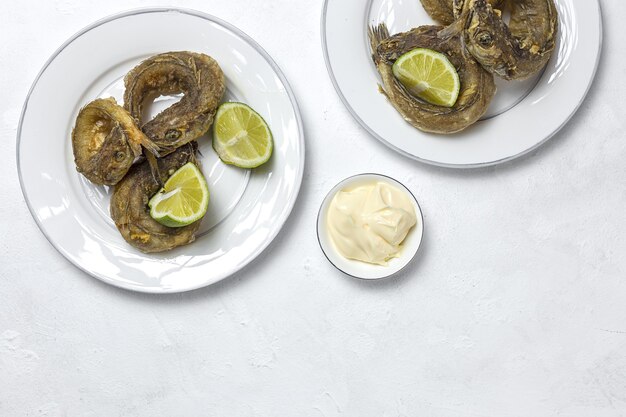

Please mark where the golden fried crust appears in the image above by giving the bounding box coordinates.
[124,51,225,156]
[71,98,158,186]
[461,0,558,80]
[369,24,496,134]
[419,0,504,25]
[110,142,201,253]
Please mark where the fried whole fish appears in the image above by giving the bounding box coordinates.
[71,98,159,186]
[110,142,201,253]
[445,0,558,80]
[419,0,503,25]
[369,24,496,134]
[124,51,225,155]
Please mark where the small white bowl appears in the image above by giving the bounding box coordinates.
[317,174,424,280]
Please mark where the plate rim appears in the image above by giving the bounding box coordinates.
[320,0,604,169]
[16,7,306,294]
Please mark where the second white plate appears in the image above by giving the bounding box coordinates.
[322,0,602,167]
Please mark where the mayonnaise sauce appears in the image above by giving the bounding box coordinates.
[326,181,417,265]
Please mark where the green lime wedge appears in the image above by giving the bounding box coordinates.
[392,48,460,107]
[212,102,273,168]
[148,162,209,228]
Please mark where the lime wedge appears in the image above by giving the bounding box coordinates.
[212,102,273,168]
[392,48,460,107]
[148,162,209,228]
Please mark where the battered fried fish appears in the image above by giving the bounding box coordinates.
[420,0,503,25]
[124,51,225,155]
[369,24,496,134]
[443,0,558,80]
[71,98,159,186]
[110,142,202,253]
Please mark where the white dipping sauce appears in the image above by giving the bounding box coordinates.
[326,181,417,265]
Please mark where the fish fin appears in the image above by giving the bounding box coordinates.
[437,14,467,40]
[377,84,388,98]
[368,23,390,53]
[144,150,163,187]
[126,138,143,159]
[135,132,163,158]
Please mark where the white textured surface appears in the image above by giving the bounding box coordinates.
[1,0,625,415]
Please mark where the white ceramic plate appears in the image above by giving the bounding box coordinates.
[17,8,305,293]
[317,174,424,280]
[322,0,602,167]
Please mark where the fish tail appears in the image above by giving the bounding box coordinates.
[368,23,390,53]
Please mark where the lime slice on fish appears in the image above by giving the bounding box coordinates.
[148,162,209,228]
[392,48,460,108]
[212,102,273,169]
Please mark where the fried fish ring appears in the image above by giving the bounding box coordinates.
[448,0,558,80]
[71,97,158,186]
[124,51,225,155]
[110,142,202,253]
[419,0,504,25]
[369,24,496,134]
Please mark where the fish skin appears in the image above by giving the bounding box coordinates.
[123,51,225,156]
[369,24,496,134]
[420,0,457,25]
[71,97,159,186]
[419,0,504,25]
[110,142,202,253]
[458,0,558,80]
